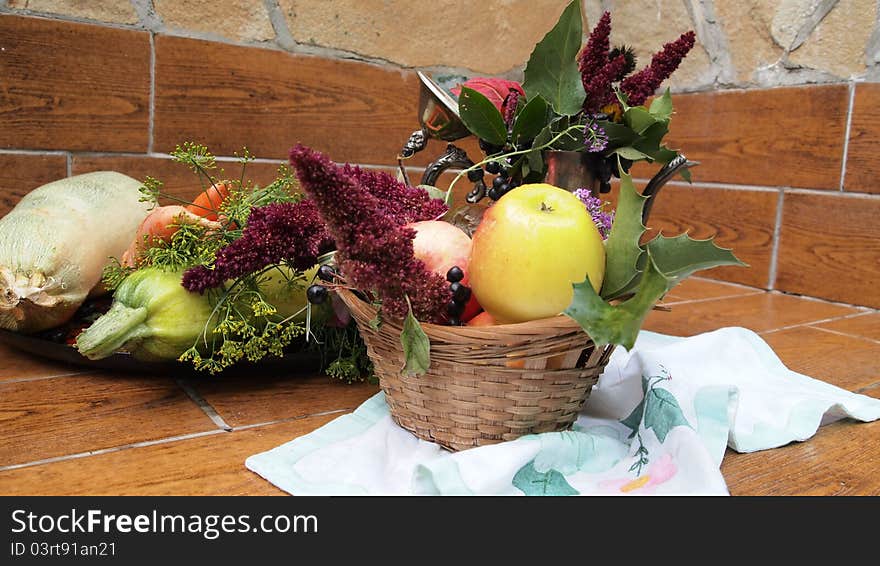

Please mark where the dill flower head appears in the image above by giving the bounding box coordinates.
[289,144,451,322]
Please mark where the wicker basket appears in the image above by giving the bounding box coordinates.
[337,288,616,452]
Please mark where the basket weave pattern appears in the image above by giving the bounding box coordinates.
[338,288,616,452]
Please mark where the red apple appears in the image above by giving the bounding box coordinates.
[407,220,481,322]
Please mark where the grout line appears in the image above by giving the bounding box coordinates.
[767,189,785,290]
[767,288,876,311]
[147,32,156,154]
[0,429,226,473]
[175,379,233,431]
[759,311,874,336]
[839,81,856,191]
[660,290,766,307]
[232,408,352,432]
[0,148,68,156]
[689,275,766,292]
[0,371,89,385]
[807,324,880,346]
[855,382,880,395]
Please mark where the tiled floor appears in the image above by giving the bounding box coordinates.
[0,277,877,495]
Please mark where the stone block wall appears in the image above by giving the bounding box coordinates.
[1,0,878,308]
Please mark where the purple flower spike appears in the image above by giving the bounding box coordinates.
[574,188,614,240]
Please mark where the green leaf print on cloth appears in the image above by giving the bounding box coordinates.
[512,461,579,496]
[620,365,691,475]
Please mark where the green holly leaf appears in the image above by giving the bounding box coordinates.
[458,87,508,146]
[566,235,746,350]
[649,88,673,121]
[623,106,658,135]
[513,460,579,496]
[644,387,690,442]
[522,0,585,115]
[400,300,430,376]
[511,94,549,146]
[600,168,647,300]
[613,146,651,161]
[598,120,639,149]
[647,233,748,287]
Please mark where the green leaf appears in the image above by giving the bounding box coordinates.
[647,234,748,286]
[623,106,658,135]
[511,95,549,145]
[547,115,583,150]
[644,387,690,442]
[613,146,651,161]
[649,88,673,121]
[679,167,693,183]
[600,168,647,300]
[512,461,579,496]
[598,120,639,148]
[522,0,586,115]
[400,302,430,376]
[416,184,448,202]
[635,121,669,153]
[458,87,508,146]
[567,235,747,350]
[527,148,545,173]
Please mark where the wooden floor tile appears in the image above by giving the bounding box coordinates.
[189,374,379,428]
[0,373,215,467]
[721,418,880,495]
[0,414,340,495]
[643,292,861,337]
[761,326,880,393]
[0,343,86,383]
[661,277,764,304]
[813,312,880,342]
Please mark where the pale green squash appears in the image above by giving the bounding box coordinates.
[0,171,151,333]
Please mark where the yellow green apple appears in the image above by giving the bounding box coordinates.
[468,183,605,323]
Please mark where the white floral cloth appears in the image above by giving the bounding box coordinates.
[246,327,880,495]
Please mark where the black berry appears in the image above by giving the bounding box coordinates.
[450,282,471,303]
[446,266,464,283]
[485,161,501,174]
[317,264,336,282]
[479,139,504,155]
[488,186,501,200]
[467,168,484,182]
[448,316,461,326]
[492,175,507,190]
[307,284,328,304]
[447,300,465,317]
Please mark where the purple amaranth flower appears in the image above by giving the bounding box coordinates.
[289,144,451,323]
[621,31,696,107]
[502,90,520,129]
[182,200,332,293]
[584,119,609,153]
[574,188,614,240]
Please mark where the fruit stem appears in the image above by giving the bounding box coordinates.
[540,201,554,213]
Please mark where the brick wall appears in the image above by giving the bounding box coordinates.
[0,1,878,309]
